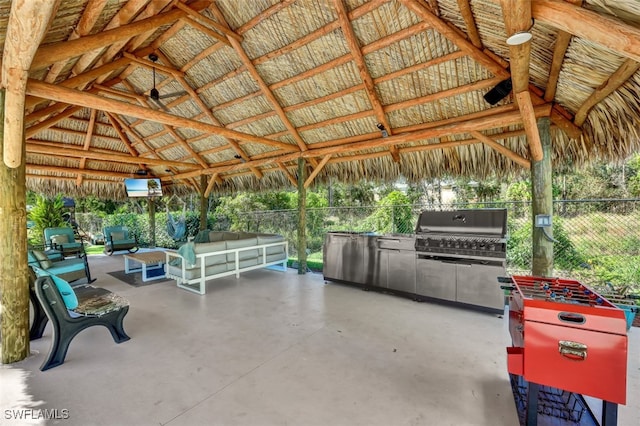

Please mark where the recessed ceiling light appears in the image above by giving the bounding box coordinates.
[506,31,533,46]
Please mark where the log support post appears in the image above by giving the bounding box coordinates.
[199,175,208,231]
[531,117,553,276]
[297,158,307,275]
[148,197,156,248]
[0,89,30,363]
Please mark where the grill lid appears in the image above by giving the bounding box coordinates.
[415,209,507,236]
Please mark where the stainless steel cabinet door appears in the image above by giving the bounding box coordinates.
[415,257,456,301]
[455,262,505,310]
[387,250,416,294]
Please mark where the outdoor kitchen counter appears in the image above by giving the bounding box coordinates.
[322,209,508,313]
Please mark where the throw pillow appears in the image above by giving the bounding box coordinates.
[50,234,69,245]
[50,275,78,310]
[110,231,125,240]
[32,250,53,270]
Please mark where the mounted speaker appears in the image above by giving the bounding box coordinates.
[483,78,512,105]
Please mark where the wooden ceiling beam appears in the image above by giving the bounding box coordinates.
[304,155,332,188]
[2,0,60,168]
[182,16,232,46]
[236,0,298,35]
[203,173,219,198]
[26,79,298,152]
[531,0,640,63]
[500,0,531,94]
[333,0,399,162]
[174,1,242,42]
[26,141,198,170]
[469,130,530,169]
[122,52,185,77]
[574,59,640,126]
[28,164,136,180]
[171,105,551,181]
[277,162,298,187]
[515,91,543,161]
[104,113,145,161]
[181,42,226,73]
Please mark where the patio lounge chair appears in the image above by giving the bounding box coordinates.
[34,275,130,371]
[43,226,85,258]
[103,225,139,255]
[28,248,94,284]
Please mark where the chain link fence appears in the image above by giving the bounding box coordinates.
[75,199,640,292]
[232,199,640,292]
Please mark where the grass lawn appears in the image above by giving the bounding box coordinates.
[85,245,105,255]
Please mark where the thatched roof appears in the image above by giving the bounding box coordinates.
[2,0,639,199]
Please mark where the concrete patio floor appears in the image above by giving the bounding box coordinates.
[2,251,639,426]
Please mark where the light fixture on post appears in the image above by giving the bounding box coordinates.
[376,123,389,138]
[505,19,534,46]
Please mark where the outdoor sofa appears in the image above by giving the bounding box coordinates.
[166,231,288,295]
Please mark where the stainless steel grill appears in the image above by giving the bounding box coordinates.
[414,209,507,260]
[414,209,508,311]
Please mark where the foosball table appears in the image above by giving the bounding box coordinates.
[501,275,629,426]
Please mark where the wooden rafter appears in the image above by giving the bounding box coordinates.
[574,59,640,126]
[515,91,543,161]
[456,0,482,48]
[71,0,156,76]
[76,109,98,186]
[174,1,241,42]
[333,0,399,162]
[153,51,264,179]
[120,79,209,169]
[399,0,509,79]
[44,0,108,85]
[544,0,582,102]
[208,3,312,159]
[26,106,83,138]
[30,4,207,71]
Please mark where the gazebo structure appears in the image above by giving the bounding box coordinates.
[1,0,639,365]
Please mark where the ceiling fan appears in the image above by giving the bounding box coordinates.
[147,53,187,110]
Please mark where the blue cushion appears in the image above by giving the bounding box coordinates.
[50,275,78,310]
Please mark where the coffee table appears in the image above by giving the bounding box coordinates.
[123,251,167,282]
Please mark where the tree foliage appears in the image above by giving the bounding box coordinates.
[28,195,67,244]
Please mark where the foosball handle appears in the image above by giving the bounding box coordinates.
[497,276,512,284]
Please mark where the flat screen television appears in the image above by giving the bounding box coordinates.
[124,178,163,198]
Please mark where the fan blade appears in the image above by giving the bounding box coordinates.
[158,91,188,99]
[150,97,169,112]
